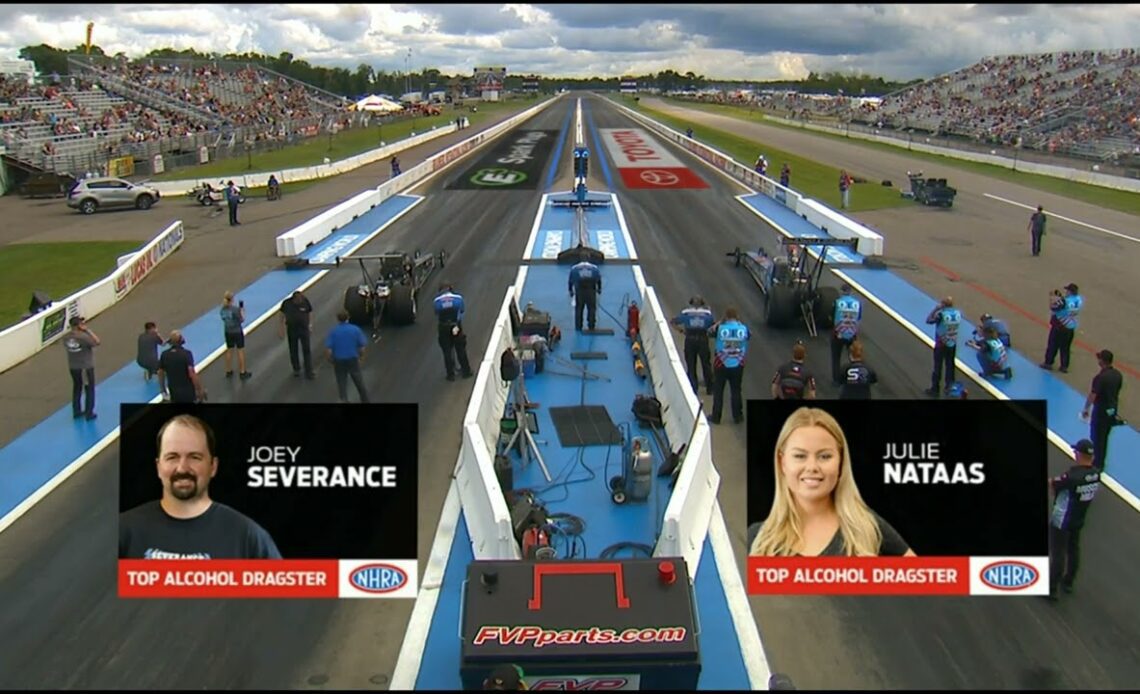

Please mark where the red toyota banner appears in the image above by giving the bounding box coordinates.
[747,557,971,595]
[119,560,339,598]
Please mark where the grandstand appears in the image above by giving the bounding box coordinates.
[677,48,1140,169]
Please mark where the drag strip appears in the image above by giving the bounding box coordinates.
[584,94,1140,690]
[0,102,577,690]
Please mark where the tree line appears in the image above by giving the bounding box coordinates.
[18,43,922,98]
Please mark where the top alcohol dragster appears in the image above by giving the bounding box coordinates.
[335,249,447,340]
[727,236,859,337]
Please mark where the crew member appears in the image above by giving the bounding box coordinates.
[671,295,715,396]
[1028,205,1047,256]
[278,290,314,379]
[772,341,817,400]
[973,313,1011,348]
[267,174,281,201]
[1083,349,1124,471]
[136,321,164,381]
[568,254,601,332]
[779,163,791,188]
[970,325,1012,379]
[435,282,473,381]
[711,307,750,424]
[225,180,240,226]
[325,311,369,403]
[157,330,206,404]
[924,296,962,397]
[1041,283,1082,373]
[839,340,878,400]
[755,154,768,175]
[63,316,100,420]
[830,284,862,385]
[1047,439,1102,599]
[390,155,401,177]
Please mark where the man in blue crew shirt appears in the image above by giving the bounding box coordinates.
[119,413,281,560]
[568,256,602,331]
[711,307,750,425]
[830,284,862,385]
[1041,283,1082,373]
[434,282,473,382]
[671,295,716,396]
[325,311,370,403]
[925,296,962,397]
[969,325,1013,379]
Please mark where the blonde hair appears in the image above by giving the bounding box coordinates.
[750,406,882,557]
[223,291,234,305]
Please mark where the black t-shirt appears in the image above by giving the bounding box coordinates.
[773,361,814,399]
[280,296,313,330]
[119,500,282,559]
[839,360,878,399]
[754,511,911,557]
[1051,465,1101,531]
[137,332,162,367]
[159,346,195,400]
[1091,366,1123,414]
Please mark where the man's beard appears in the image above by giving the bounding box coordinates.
[170,473,202,501]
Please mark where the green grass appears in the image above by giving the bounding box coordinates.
[647,97,1140,217]
[616,96,908,212]
[0,241,142,329]
[152,99,536,182]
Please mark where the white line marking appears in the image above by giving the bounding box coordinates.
[391,480,462,690]
[736,195,1140,515]
[521,193,551,259]
[0,199,424,538]
[984,193,1140,244]
[708,499,773,690]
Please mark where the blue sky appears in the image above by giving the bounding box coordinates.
[3,4,1138,81]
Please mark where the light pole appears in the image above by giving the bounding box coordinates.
[404,48,411,96]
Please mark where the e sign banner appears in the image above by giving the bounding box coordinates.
[449,130,556,190]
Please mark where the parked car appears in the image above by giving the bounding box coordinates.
[67,177,161,215]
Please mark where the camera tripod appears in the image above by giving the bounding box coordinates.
[503,368,552,482]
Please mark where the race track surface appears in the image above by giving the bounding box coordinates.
[0,94,1137,690]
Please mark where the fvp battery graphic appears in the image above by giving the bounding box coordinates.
[460,558,701,690]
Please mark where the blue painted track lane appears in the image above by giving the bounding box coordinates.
[298,194,421,263]
[743,192,1140,495]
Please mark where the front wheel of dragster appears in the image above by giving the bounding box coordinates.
[344,287,371,327]
[386,284,417,325]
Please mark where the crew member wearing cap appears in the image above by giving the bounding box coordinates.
[1041,283,1082,373]
[830,284,862,385]
[158,330,206,404]
[62,316,100,420]
[1083,349,1124,471]
[772,342,817,400]
[482,663,527,690]
[1047,439,1102,599]
[924,296,962,397]
[671,295,715,396]
[973,313,1011,348]
[434,282,473,382]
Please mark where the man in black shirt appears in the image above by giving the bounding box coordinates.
[1047,439,1102,599]
[771,342,817,400]
[157,331,205,404]
[278,290,315,379]
[1082,349,1124,471]
[119,413,281,559]
[839,340,878,400]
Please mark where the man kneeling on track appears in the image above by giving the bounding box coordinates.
[968,325,1013,380]
[973,313,1011,348]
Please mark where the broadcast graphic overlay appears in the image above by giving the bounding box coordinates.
[745,400,1050,596]
[117,403,418,599]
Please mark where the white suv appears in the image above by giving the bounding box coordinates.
[67,177,162,215]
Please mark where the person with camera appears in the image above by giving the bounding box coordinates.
[1041,283,1082,373]
[924,296,962,397]
[220,291,252,381]
[973,313,1011,348]
[966,325,1013,380]
[1083,349,1124,471]
[62,316,100,420]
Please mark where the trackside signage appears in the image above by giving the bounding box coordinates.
[525,674,642,690]
[113,222,186,299]
[598,128,707,190]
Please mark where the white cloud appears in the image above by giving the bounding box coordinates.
[1,4,1137,82]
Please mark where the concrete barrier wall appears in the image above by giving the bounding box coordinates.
[276,96,563,258]
[0,220,185,374]
[608,98,887,256]
[763,115,1140,194]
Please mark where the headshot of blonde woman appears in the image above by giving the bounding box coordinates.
[749,406,915,557]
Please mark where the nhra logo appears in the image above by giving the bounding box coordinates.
[349,563,408,594]
[979,561,1039,591]
[470,168,527,186]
